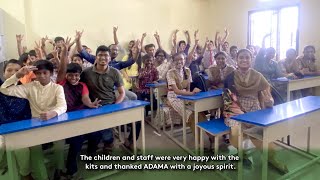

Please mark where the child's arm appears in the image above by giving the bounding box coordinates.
[154,32,162,50]
[0,66,37,98]
[46,85,67,120]
[82,96,101,108]
[140,33,147,54]
[81,83,102,108]
[113,26,119,45]
[16,34,24,56]
[56,38,70,83]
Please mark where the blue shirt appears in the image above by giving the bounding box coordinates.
[0,80,32,125]
[79,49,135,70]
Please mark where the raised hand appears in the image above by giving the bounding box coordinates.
[51,46,59,59]
[194,29,199,44]
[154,31,160,40]
[142,32,147,39]
[75,30,84,42]
[41,35,49,47]
[64,36,72,49]
[22,46,28,53]
[16,34,24,42]
[16,66,38,78]
[132,39,141,55]
[113,26,118,33]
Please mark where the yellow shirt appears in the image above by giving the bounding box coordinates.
[0,74,67,118]
[121,55,139,89]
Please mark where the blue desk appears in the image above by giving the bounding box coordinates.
[167,90,223,155]
[145,82,167,131]
[274,75,320,102]
[1,100,149,180]
[232,96,320,180]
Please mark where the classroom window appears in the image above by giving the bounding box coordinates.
[248,6,299,60]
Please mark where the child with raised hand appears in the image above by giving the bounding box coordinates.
[0,59,67,180]
[55,41,102,179]
[0,59,32,180]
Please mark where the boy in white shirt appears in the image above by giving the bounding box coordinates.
[1,60,67,180]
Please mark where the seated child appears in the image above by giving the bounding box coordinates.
[0,60,67,180]
[0,59,32,180]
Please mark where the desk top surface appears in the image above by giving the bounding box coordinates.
[275,75,319,82]
[231,96,320,127]
[145,82,167,88]
[177,89,223,101]
[0,100,149,135]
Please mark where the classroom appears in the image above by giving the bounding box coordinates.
[0,0,320,179]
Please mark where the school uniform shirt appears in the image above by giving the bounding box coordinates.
[166,68,193,122]
[207,65,235,89]
[0,74,67,118]
[202,50,218,69]
[0,79,32,124]
[156,60,171,80]
[58,79,89,112]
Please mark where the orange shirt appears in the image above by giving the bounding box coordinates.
[20,72,36,84]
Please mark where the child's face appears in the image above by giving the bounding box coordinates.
[30,55,37,63]
[215,54,226,68]
[34,69,52,85]
[144,58,154,69]
[146,47,155,57]
[156,52,165,63]
[55,40,64,49]
[66,73,81,85]
[174,54,185,69]
[4,63,22,80]
[179,43,186,52]
[72,57,83,66]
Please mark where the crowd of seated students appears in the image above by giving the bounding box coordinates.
[0,26,318,179]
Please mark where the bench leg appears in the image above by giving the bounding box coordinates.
[214,136,219,156]
[132,122,137,156]
[200,130,204,156]
[7,150,19,180]
[182,102,187,146]
[237,123,243,180]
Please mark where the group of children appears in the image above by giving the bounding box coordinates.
[0,27,318,179]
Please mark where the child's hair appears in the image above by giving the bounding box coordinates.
[303,45,316,52]
[236,49,253,59]
[72,54,84,62]
[230,46,237,52]
[178,40,186,47]
[142,54,153,63]
[214,51,227,59]
[19,53,29,64]
[4,59,23,72]
[66,63,82,74]
[29,50,37,57]
[46,53,54,60]
[172,52,186,61]
[33,60,54,74]
[144,44,155,51]
[155,49,168,58]
[54,36,65,43]
[96,45,110,55]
